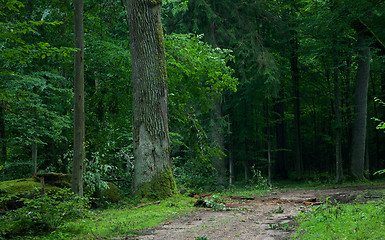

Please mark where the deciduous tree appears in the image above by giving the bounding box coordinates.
[128,0,177,198]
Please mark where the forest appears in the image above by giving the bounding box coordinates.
[1,0,385,239]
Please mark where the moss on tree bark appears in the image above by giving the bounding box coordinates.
[134,167,178,199]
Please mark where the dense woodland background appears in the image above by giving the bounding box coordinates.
[1,0,385,194]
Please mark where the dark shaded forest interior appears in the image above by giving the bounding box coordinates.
[1,0,385,194]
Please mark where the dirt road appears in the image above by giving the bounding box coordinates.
[125,184,384,240]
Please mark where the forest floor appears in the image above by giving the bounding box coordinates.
[124,184,385,240]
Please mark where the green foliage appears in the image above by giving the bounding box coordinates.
[1,71,72,178]
[269,222,292,231]
[195,237,211,240]
[294,199,385,239]
[0,188,89,238]
[83,152,116,195]
[174,157,221,193]
[84,33,133,193]
[102,182,121,203]
[199,194,227,211]
[166,33,237,191]
[250,166,271,190]
[372,97,385,131]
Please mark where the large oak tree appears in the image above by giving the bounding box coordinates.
[128,0,177,198]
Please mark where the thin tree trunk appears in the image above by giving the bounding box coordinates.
[365,139,370,178]
[274,92,287,179]
[0,101,6,179]
[72,0,85,197]
[228,113,234,186]
[129,0,177,198]
[211,97,225,186]
[334,64,343,183]
[267,141,271,186]
[229,152,234,185]
[32,142,37,174]
[265,101,272,186]
[244,158,249,183]
[290,35,303,180]
[351,32,370,180]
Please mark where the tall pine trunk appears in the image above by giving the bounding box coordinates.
[351,32,370,180]
[334,64,343,183]
[72,0,85,197]
[129,0,177,198]
[290,35,303,180]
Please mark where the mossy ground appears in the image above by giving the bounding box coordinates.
[0,178,57,194]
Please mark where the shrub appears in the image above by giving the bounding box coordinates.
[0,188,89,238]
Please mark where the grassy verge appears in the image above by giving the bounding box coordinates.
[294,199,385,239]
[39,195,195,239]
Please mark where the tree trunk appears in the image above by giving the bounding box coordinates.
[290,35,303,180]
[211,97,225,186]
[128,0,177,198]
[267,141,271,186]
[244,159,249,183]
[72,0,85,197]
[32,142,37,174]
[229,152,234,185]
[0,101,6,179]
[208,18,225,187]
[228,113,234,186]
[334,65,343,183]
[351,32,370,180]
[274,92,287,179]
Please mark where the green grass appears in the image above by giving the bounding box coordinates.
[294,199,385,239]
[40,195,195,239]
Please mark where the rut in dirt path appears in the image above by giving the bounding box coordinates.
[124,184,385,240]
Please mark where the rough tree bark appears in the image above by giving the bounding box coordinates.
[351,31,370,180]
[128,0,177,198]
[72,0,85,197]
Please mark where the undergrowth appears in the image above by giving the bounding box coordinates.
[0,188,89,239]
[294,198,385,239]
